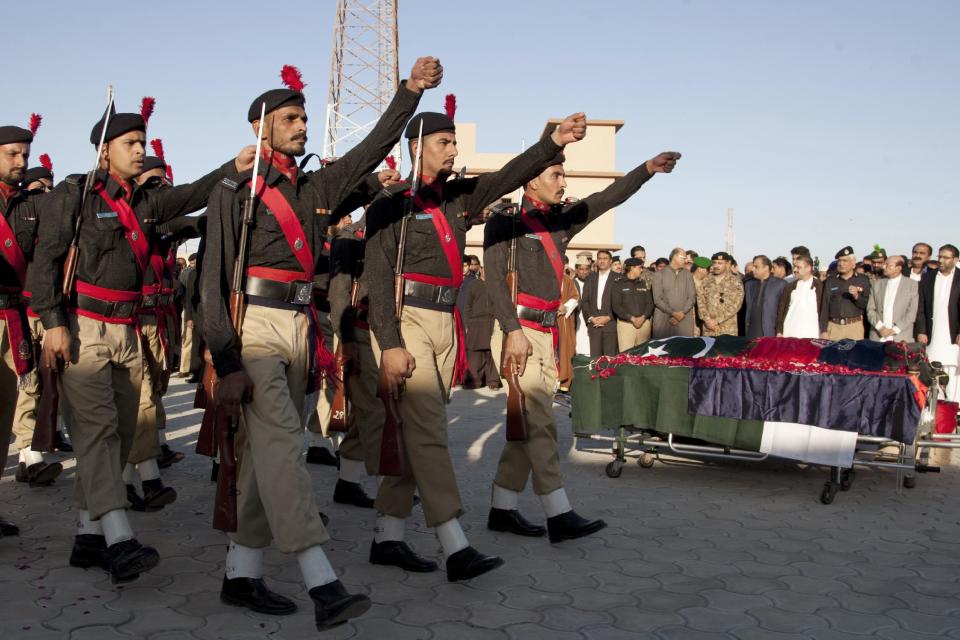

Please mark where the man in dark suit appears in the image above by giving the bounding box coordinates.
[916,244,960,401]
[580,249,618,357]
[743,255,787,337]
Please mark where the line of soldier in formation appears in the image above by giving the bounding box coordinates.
[0,56,680,631]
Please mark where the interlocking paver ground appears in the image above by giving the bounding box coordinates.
[2,379,960,637]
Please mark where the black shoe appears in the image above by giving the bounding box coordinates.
[53,431,74,453]
[127,484,155,512]
[333,479,375,508]
[546,510,607,544]
[0,516,19,537]
[318,512,330,527]
[141,479,177,510]
[487,508,547,537]
[158,445,185,469]
[445,546,504,582]
[106,538,159,584]
[369,540,438,573]
[69,534,109,571]
[220,576,297,615]
[210,461,219,482]
[306,447,338,466]
[186,374,200,384]
[309,580,371,630]
[15,461,63,487]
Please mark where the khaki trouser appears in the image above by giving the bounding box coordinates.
[129,315,165,465]
[617,318,652,352]
[230,304,329,553]
[372,305,464,527]
[0,317,21,478]
[12,316,43,450]
[827,320,865,341]
[61,315,142,519]
[337,327,384,476]
[490,324,563,495]
[179,311,193,374]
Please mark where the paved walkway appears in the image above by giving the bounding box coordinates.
[2,377,960,638]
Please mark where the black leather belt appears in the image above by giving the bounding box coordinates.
[0,293,21,309]
[245,275,313,306]
[517,305,558,328]
[77,294,137,319]
[403,280,459,307]
[140,293,174,308]
[829,316,863,325]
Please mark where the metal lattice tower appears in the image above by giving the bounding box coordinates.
[323,0,401,166]
[724,207,735,257]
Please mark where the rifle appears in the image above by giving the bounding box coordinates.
[501,205,529,442]
[211,102,266,532]
[194,351,216,456]
[377,119,423,477]
[328,279,360,433]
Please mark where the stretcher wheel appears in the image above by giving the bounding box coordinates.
[840,469,855,491]
[638,453,656,469]
[605,461,624,478]
[820,482,839,505]
[903,476,916,489]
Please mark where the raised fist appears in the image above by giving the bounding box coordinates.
[407,57,443,93]
[551,112,587,147]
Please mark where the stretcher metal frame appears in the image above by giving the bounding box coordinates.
[573,376,957,504]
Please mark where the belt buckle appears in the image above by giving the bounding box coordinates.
[840,318,847,325]
[291,281,313,305]
[439,287,457,306]
[141,295,157,308]
[541,311,558,328]
[111,301,134,318]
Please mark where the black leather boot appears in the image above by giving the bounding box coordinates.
[333,479,374,508]
[220,576,297,615]
[306,446,339,466]
[15,461,62,487]
[309,580,371,630]
[0,515,20,537]
[69,534,109,571]
[106,539,159,583]
[369,540,438,572]
[487,508,547,537]
[53,430,74,452]
[158,444,184,468]
[141,479,177,510]
[445,546,504,582]
[546,510,607,543]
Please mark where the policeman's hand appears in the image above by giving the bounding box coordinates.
[41,326,71,370]
[381,347,416,399]
[847,285,861,299]
[646,152,682,174]
[632,315,646,329]
[917,333,928,345]
[235,145,257,173]
[504,329,532,377]
[407,57,443,93]
[551,113,587,147]
[216,371,254,418]
[377,169,402,188]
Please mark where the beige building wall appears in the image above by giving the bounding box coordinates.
[455,119,625,264]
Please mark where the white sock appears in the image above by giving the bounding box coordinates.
[339,457,364,483]
[297,546,337,590]
[19,448,43,466]
[122,463,136,485]
[76,510,103,536]
[435,518,469,558]
[225,542,263,579]
[327,434,342,450]
[377,476,384,488]
[101,509,134,546]
[137,458,161,482]
[158,430,168,445]
[540,488,572,518]
[374,515,406,543]
[307,431,328,448]
[491,484,520,511]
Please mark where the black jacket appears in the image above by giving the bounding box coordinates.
[916,269,960,342]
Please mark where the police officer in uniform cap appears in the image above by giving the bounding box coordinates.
[819,245,871,340]
[484,147,679,542]
[32,108,253,582]
[201,57,439,629]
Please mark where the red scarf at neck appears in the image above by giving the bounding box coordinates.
[263,147,298,185]
[108,171,133,201]
[524,195,552,213]
[0,182,19,205]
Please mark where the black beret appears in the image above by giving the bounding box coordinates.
[711,251,733,262]
[624,257,643,268]
[248,89,304,122]
[141,156,167,173]
[835,246,855,260]
[542,151,565,170]
[90,113,145,145]
[0,126,33,145]
[404,112,455,139]
[22,166,52,185]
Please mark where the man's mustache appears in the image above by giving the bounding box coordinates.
[292,134,308,143]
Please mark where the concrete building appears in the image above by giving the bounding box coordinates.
[456,118,626,264]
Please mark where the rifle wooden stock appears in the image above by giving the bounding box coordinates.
[62,244,79,296]
[328,344,350,433]
[212,406,238,532]
[503,270,529,442]
[32,365,60,453]
[194,356,217,457]
[377,366,406,476]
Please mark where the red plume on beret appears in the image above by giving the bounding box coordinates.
[280,65,306,93]
[39,154,52,171]
[445,94,456,121]
[29,113,42,136]
[150,138,174,184]
[384,155,397,170]
[140,97,156,125]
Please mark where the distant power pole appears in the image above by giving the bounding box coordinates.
[323,0,401,166]
[724,207,735,257]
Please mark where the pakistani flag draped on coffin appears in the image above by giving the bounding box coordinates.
[571,336,929,466]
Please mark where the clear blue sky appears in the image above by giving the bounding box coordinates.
[8,0,958,264]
